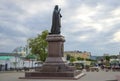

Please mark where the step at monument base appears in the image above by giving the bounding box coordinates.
[19,71,85,80]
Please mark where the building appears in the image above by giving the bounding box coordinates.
[64,51,91,59]
[0,53,37,71]
[12,45,30,57]
[0,53,22,70]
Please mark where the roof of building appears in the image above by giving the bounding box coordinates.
[0,56,13,60]
[0,53,21,57]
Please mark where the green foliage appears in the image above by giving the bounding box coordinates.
[77,57,84,61]
[104,56,110,62]
[70,56,76,63]
[28,30,48,62]
[85,58,96,62]
[86,58,91,61]
[66,54,71,60]
[25,54,36,60]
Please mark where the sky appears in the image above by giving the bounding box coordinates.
[0,0,120,56]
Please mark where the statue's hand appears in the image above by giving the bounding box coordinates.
[59,9,61,12]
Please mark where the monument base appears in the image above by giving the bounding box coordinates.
[19,71,85,80]
[19,35,85,80]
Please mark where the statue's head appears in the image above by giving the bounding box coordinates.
[55,5,58,10]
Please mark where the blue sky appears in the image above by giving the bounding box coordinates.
[0,0,120,56]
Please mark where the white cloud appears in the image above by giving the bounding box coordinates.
[66,4,120,33]
[0,38,15,46]
[1,0,120,55]
[52,0,67,7]
[111,7,120,16]
[13,26,31,35]
[64,4,110,33]
[14,1,51,21]
[113,31,120,42]
[73,4,97,20]
[77,35,89,41]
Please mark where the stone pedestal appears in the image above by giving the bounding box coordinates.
[19,34,85,80]
[46,35,65,57]
[42,35,67,72]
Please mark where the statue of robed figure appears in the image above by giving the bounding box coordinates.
[50,5,62,34]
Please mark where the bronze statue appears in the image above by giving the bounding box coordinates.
[50,5,62,34]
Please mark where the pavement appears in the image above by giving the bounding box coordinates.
[0,70,119,81]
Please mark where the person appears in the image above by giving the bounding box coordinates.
[50,5,62,34]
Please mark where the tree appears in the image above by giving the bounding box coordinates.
[70,56,76,63]
[25,54,36,60]
[28,30,48,62]
[104,56,110,66]
[77,57,84,61]
[66,54,71,60]
[104,56,110,62]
